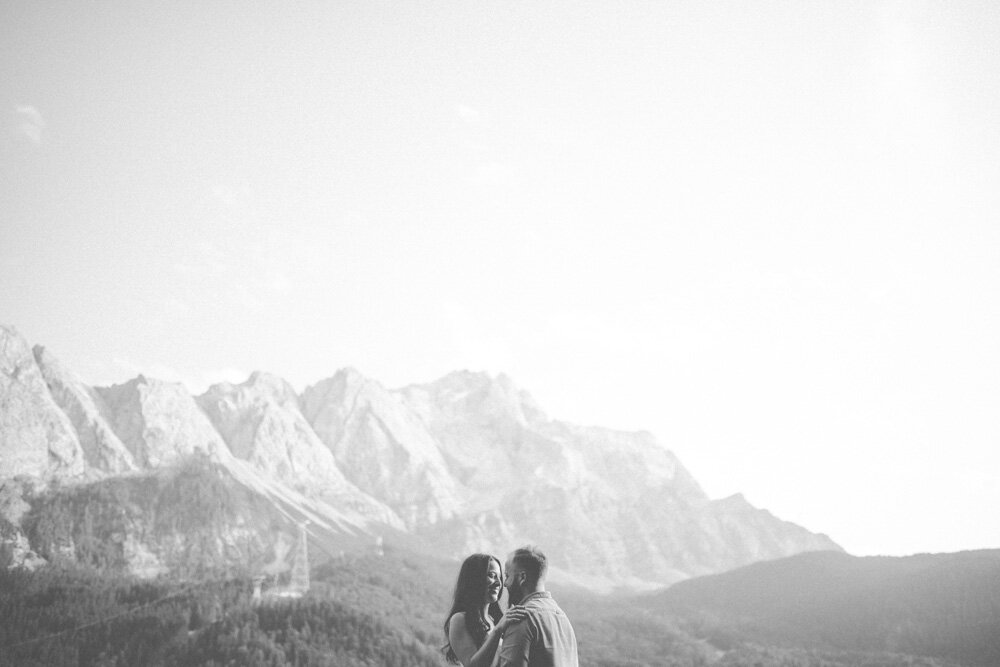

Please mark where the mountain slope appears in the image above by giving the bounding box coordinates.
[639,549,1000,666]
[18,454,388,578]
[33,345,137,475]
[301,368,463,529]
[95,375,229,468]
[398,370,839,588]
[196,372,401,527]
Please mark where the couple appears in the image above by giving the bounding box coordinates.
[443,545,579,667]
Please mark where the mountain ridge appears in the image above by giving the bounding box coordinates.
[0,324,840,590]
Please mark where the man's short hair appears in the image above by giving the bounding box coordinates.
[510,545,548,583]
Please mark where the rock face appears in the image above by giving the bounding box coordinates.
[197,372,400,527]
[0,326,84,479]
[301,368,463,529]
[399,371,546,509]
[198,372,336,485]
[0,477,45,570]
[96,375,228,468]
[33,346,137,475]
[0,324,842,588]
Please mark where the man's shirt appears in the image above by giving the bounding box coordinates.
[499,591,579,667]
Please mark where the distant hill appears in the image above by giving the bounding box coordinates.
[636,549,1000,667]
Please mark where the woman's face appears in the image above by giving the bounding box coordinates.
[484,559,503,604]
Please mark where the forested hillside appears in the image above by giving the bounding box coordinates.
[1,548,981,666]
[0,552,450,666]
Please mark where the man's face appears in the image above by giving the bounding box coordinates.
[504,557,525,605]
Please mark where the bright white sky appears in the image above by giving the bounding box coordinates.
[2,1,998,558]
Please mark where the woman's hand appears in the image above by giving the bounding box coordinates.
[497,605,527,632]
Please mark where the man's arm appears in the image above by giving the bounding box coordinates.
[498,614,534,667]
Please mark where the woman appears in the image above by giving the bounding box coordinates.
[443,553,526,667]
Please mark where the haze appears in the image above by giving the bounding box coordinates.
[2,1,998,558]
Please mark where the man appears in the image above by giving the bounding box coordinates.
[499,545,579,667]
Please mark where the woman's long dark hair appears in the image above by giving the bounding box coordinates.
[442,553,503,664]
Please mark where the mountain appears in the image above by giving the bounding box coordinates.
[33,345,137,475]
[197,371,401,527]
[397,371,837,588]
[0,324,840,589]
[300,368,463,529]
[303,368,838,588]
[95,374,230,469]
[0,325,85,479]
[636,549,1000,667]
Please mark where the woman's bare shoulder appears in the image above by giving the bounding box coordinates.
[447,611,477,665]
[448,611,467,631]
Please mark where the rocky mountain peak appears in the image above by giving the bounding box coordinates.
[95,375,227,468]
[0,325,34,377]
[306,367,370,405]
[301,368,464,529]
[196,371,400,527]
[716,492,751,509]
[0,326,84,479]
[29,344,57,371]
[404,369,547,430]
[32,345,137,475]
[333,366,367,384]
[243,371,299,406]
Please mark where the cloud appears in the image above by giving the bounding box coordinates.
[456,104,482,126]
[162,296,192,319]
[12,105,45,145]
[208,184,258,231]
[523,106,577,146]
[172,261,199,277]
[455,102,499,143]
[265,267,291,293]
[440,298,520,374]
[172,232,296,315]
[467,160,513,190]
[211,185,242,211]
[0,253,28,270]
[172,241,233,279]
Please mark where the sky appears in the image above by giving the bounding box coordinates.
[2,1,998,558]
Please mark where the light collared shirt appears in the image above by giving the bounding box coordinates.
[499,591,579,667]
